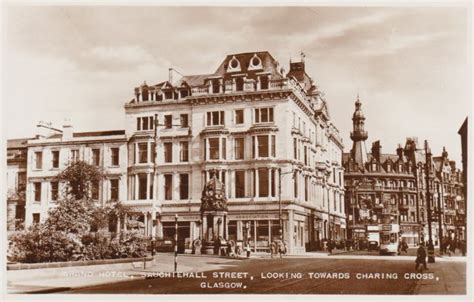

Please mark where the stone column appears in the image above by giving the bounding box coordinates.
[134,175,139,200]
[146,173,151,200]
[237,220,243,241]
[288,209,294,253]
[157,217,163,239]
[255,169,260,198]
[268,168,272,198]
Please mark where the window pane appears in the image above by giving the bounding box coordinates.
[92,149,100,166]
[180,141,189,162]
[164,174,173,200]
[235,110,244,124]
[34,183,41,201]
[179,174,189,200]
[52,151,59,168]
[209,138,219,160]
[257,135,269,158]
[138,143,148,163]
[35,152,42,169]
[138,174,147,200]
[164,142,173,163]
[165,115,172,128]
[255,109,260,123]
[137,117,141,131]
[51,182,58,201]
[235,137,244,160]
[235,170,245,198]
[180,114,188,127]
[261,108,268,122]
[212,111,219,126]
[222,138,226,159]
[259,169,269,197]
[111,148,119,166]
[269,108,274,122]
[110,179,119,200]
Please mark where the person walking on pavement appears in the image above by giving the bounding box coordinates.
[415,242,428,271]
[245,242,251,259]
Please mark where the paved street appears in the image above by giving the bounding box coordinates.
[64,254,465,295]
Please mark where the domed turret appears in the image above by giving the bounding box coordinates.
[350,95,369,166]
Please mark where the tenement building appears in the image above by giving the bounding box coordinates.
[17,51,345,254]
[343,98,466,247]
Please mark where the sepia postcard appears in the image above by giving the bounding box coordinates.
[1,2,472,302]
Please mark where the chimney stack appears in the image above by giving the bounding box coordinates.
[62,119,73,140]
[371,140,382,161]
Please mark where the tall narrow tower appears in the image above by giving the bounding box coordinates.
[350,96,368,167]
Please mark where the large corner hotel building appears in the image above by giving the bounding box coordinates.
[16,51,346,254]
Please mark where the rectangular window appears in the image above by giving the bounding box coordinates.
[180,141,189,162]
[234,137,245,160]
[164,174,173,200]
[179,174,189,200]
[35,152,42,169]
[294,173,298,199]
[110,179,119,201]
[138,143,148,163]
[235,110,244,124]
[221,138,226,160]
[257,135,269,158]
[305,177,309,202]
[206,111,225,126]
[51,181,58,201]
[32,213,40,224]
[34,183,41,202]
[271,135,276,157]
[136,117,141,131]
[180,90,189,98]
[51,150,59,168]
[164,115,172,129]
[255,107,274,123]
[208,138,219,160]
[180,114,189,128]
[142,116,149,130]
[111,147,119,166]
[235,77,244,91]
[260,76,269,90]
[258,169,269,197]
[71,149,79,162]
[164,142,173,163]
[235,170,245,198]
[304,147,308,166]
[294,138,298,160]
[92,181,99,200]
[92,149,100,166]
[138,174,147,200]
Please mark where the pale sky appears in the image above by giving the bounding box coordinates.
[2,5,471,165]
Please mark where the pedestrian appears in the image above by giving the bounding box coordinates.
[245,242,251,259]
[402,241,408,254]
[415,243,428,271]
[327,240,333,254]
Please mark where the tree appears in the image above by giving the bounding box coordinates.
[56,161,106,200]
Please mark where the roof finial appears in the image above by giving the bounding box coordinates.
[300,51,306,62]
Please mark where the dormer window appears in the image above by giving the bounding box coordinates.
[248,54,263,70]
[212,79,220,94]
[227,56,241,72]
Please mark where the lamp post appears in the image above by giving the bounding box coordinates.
[424,140,435,263]
[278,168,295,243]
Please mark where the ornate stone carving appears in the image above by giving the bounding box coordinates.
[201,169,228,212]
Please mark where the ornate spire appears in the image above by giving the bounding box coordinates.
[350,95,369,167]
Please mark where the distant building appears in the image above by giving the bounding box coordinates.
[24,125,128,227]
[343,98,466,247]
[6,138,30,231]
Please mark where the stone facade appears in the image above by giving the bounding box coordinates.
[17,51,345,254]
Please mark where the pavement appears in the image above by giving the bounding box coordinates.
[6,251,467,295]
